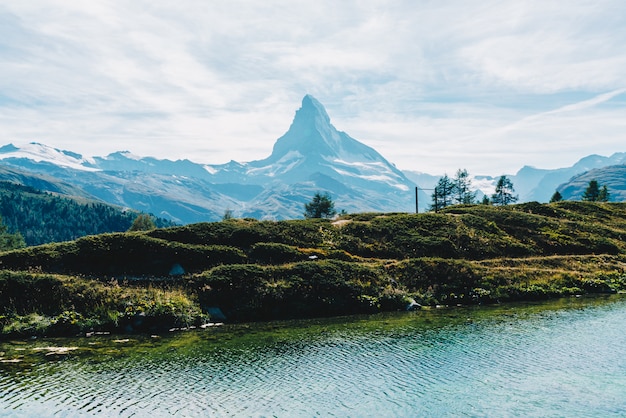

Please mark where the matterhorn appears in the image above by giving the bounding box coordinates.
[0,95,417,223]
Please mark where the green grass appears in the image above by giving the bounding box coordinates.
[0,270,206,337]
[2,201,626,336]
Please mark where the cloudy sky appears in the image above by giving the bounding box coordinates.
[1,1,625,175]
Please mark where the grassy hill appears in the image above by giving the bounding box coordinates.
[2,201,626,337]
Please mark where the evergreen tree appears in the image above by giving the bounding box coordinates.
[481,195,491,205]
[223,209,234,220]
[0,181,177,246]
[304,192,336,219]
[550,190,563,203]
[491,175,518,206]
[0,215,25,251]
[598,185,610,202]
[453,169,476,204]
[430,175,455,211]
[582,180,600,202]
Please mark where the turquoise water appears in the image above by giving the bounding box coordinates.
[1,295,626,417]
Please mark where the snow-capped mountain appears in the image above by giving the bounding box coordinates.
[0,94,623,224]
[247,95,410,188]
[0,96,418,223]
[0,143,98,171]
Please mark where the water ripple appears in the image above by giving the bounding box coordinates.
[2,297,626,417]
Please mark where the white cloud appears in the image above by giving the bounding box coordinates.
[0,0,625,174]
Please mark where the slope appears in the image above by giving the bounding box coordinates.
[0,181,175,246]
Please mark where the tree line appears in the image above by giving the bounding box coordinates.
[431,171,613,211]
[429,169,518,211]
[550,180,610,203]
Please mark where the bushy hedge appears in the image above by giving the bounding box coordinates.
[249,242,304,264]
[0,233,246,276]
[193,260,398,321]
[0,271,68,316]
[147,218,327,248]
[387,258,480,303]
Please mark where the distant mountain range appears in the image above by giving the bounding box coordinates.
[0,95,624,224]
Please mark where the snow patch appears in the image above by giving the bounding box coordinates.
[247,151,303,177]
[203,165,218,175]
[118,151,143,161]
[333,158,388,170]
[0,142,100,172]
[332,167,409,190]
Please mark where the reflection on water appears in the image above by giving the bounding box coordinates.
[2,295,626,417]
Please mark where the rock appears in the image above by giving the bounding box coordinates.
[200,322,224,329]
[405,299,422,311]
[169,263,185,276]
[206,307,227,322]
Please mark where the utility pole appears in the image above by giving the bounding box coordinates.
[415,186,419,214]
[415,186,437,213]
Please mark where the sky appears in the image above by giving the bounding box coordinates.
[1,1,625,176]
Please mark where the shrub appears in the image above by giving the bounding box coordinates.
[388,258,480,304]
[249,242,303,264]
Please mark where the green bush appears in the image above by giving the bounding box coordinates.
[195,260,386,321]
[0,234,247,276]
[0,271,69,315]
[249,242,304,264]
[387,258,480,304]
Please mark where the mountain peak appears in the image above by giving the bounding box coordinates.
[299,94,330,125]
[246,95,414,193]
[262,95,339,163]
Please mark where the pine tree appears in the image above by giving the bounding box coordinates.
[430,175,455,211]
[304,192,337,219]
[453,169,476,204]
[582,180,600,202]
[223,209,234,220]
[550,190,563,203]
[491,175,518,206]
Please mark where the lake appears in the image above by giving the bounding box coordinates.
[1,295,626,417]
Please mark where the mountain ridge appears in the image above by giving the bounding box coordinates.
[0,95,417,222]
[0,95,624,222]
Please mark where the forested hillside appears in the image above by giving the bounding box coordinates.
[0,181,176,246]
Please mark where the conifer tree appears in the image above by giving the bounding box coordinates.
[491,175,518,206]
[223,209,234,220]
[430,175,455,211]
[550,190,563,203]
[304,192,336,219]
[453,169,476,204]
[582,180,600,202]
